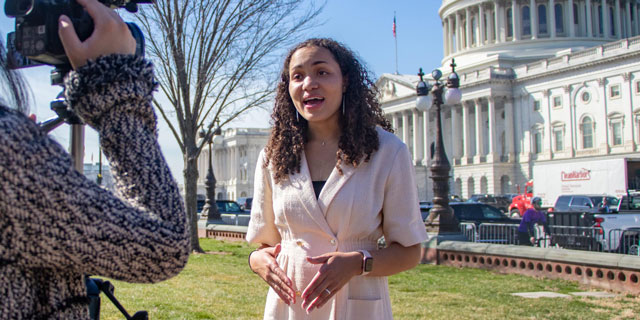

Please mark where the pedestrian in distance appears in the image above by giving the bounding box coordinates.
[517,197,551,246]
[0,0,190,318]
[246,38,428,319]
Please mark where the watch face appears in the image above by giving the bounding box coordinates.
[364,258,373,272]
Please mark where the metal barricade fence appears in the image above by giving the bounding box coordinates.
[546,225,604,251]
[459,223,476,242]
[477,223,519,244]
[608,228,640,255]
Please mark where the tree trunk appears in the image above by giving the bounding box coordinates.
[184,145,203,253]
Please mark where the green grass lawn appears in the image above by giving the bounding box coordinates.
[98,239,640,319]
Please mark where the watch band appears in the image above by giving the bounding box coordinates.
[358,250,373,275]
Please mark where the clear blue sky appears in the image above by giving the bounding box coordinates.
[0,1,445,184]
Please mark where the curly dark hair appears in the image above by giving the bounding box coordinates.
[264,38,393,183]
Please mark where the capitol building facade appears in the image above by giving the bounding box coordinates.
[379,0,640,200]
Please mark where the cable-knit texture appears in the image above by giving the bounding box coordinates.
[0,54,190,319]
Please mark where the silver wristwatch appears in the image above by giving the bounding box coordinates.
[357,250,373,275]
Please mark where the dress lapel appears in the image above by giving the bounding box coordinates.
[317,160,357,216]
[289,152,335,236]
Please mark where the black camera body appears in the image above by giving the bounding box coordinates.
[5,0,150,68]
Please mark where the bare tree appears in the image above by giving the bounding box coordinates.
[135,0,322,252]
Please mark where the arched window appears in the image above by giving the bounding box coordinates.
[555,4,564,33]
[507,8,513,38]
[538,4,548,34]
[467,177,475,199]
[455,178,463,197]
[522,6,531,36]
[480,176,488,194]
[581,117,594,149]
[500,176,511,194]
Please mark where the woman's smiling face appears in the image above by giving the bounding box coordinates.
[288,46,345,126]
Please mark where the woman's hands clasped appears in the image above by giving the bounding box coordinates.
[250,244,296,305]
[301,251,362,313]
[58,0,136,70]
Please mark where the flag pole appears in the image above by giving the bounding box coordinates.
[394,12,398,74]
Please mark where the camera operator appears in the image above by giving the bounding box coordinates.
[0,0,190,318]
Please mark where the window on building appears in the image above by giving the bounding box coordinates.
[611,121,623,146]
[636,81,640,94]
[533,99,541,111]
[533,131,543,154]
[581,91,591,103]
[538,5,548,34]
[573,4,579,25]
[507,8,513,38]
[471,17,477,45]
[522,6,531,36]
[610,7,615,36]
[598,5,603,35]
[555,4,564,33]
[581,117,594,149]
[553,96,562,108]
[553,127,564,151]
[483,14,488,42]
[610,84,621,99]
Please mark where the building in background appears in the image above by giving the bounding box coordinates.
[197,127,270,201]
[379,0,640,201]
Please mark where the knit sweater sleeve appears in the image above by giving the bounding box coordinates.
[0,54,190,283]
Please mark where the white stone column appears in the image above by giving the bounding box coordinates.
[512,0,520,40]
[443,19,448,57]
[412,109,423,164]
[466,7,472,49]
[550,0,557,38]
[487,97,498,162]
[462,102,472,164]
[615,0,622,38]
[586,0,593,37]
[451,106,460,161]
[504,100,515,161]
[531,0,539,39]
[479,4,486,45]
[423,110,430,164]
[474,99,485,162]
[603,0,610,38]
[402,112,410,145]
[391,113,398,133]
[568,0,576,36]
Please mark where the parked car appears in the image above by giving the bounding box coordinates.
[466,194,511,213]
[196,194,206,213]
[420,202,519,225]
[216,200,249,214]
[553,194,619,213]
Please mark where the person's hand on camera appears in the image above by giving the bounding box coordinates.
[58,0,136,69]
[250,244,296,305]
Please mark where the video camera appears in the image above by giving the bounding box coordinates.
[4,0,151,69]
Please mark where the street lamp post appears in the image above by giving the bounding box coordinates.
[199,126,222,221]
[416,59,462,233]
